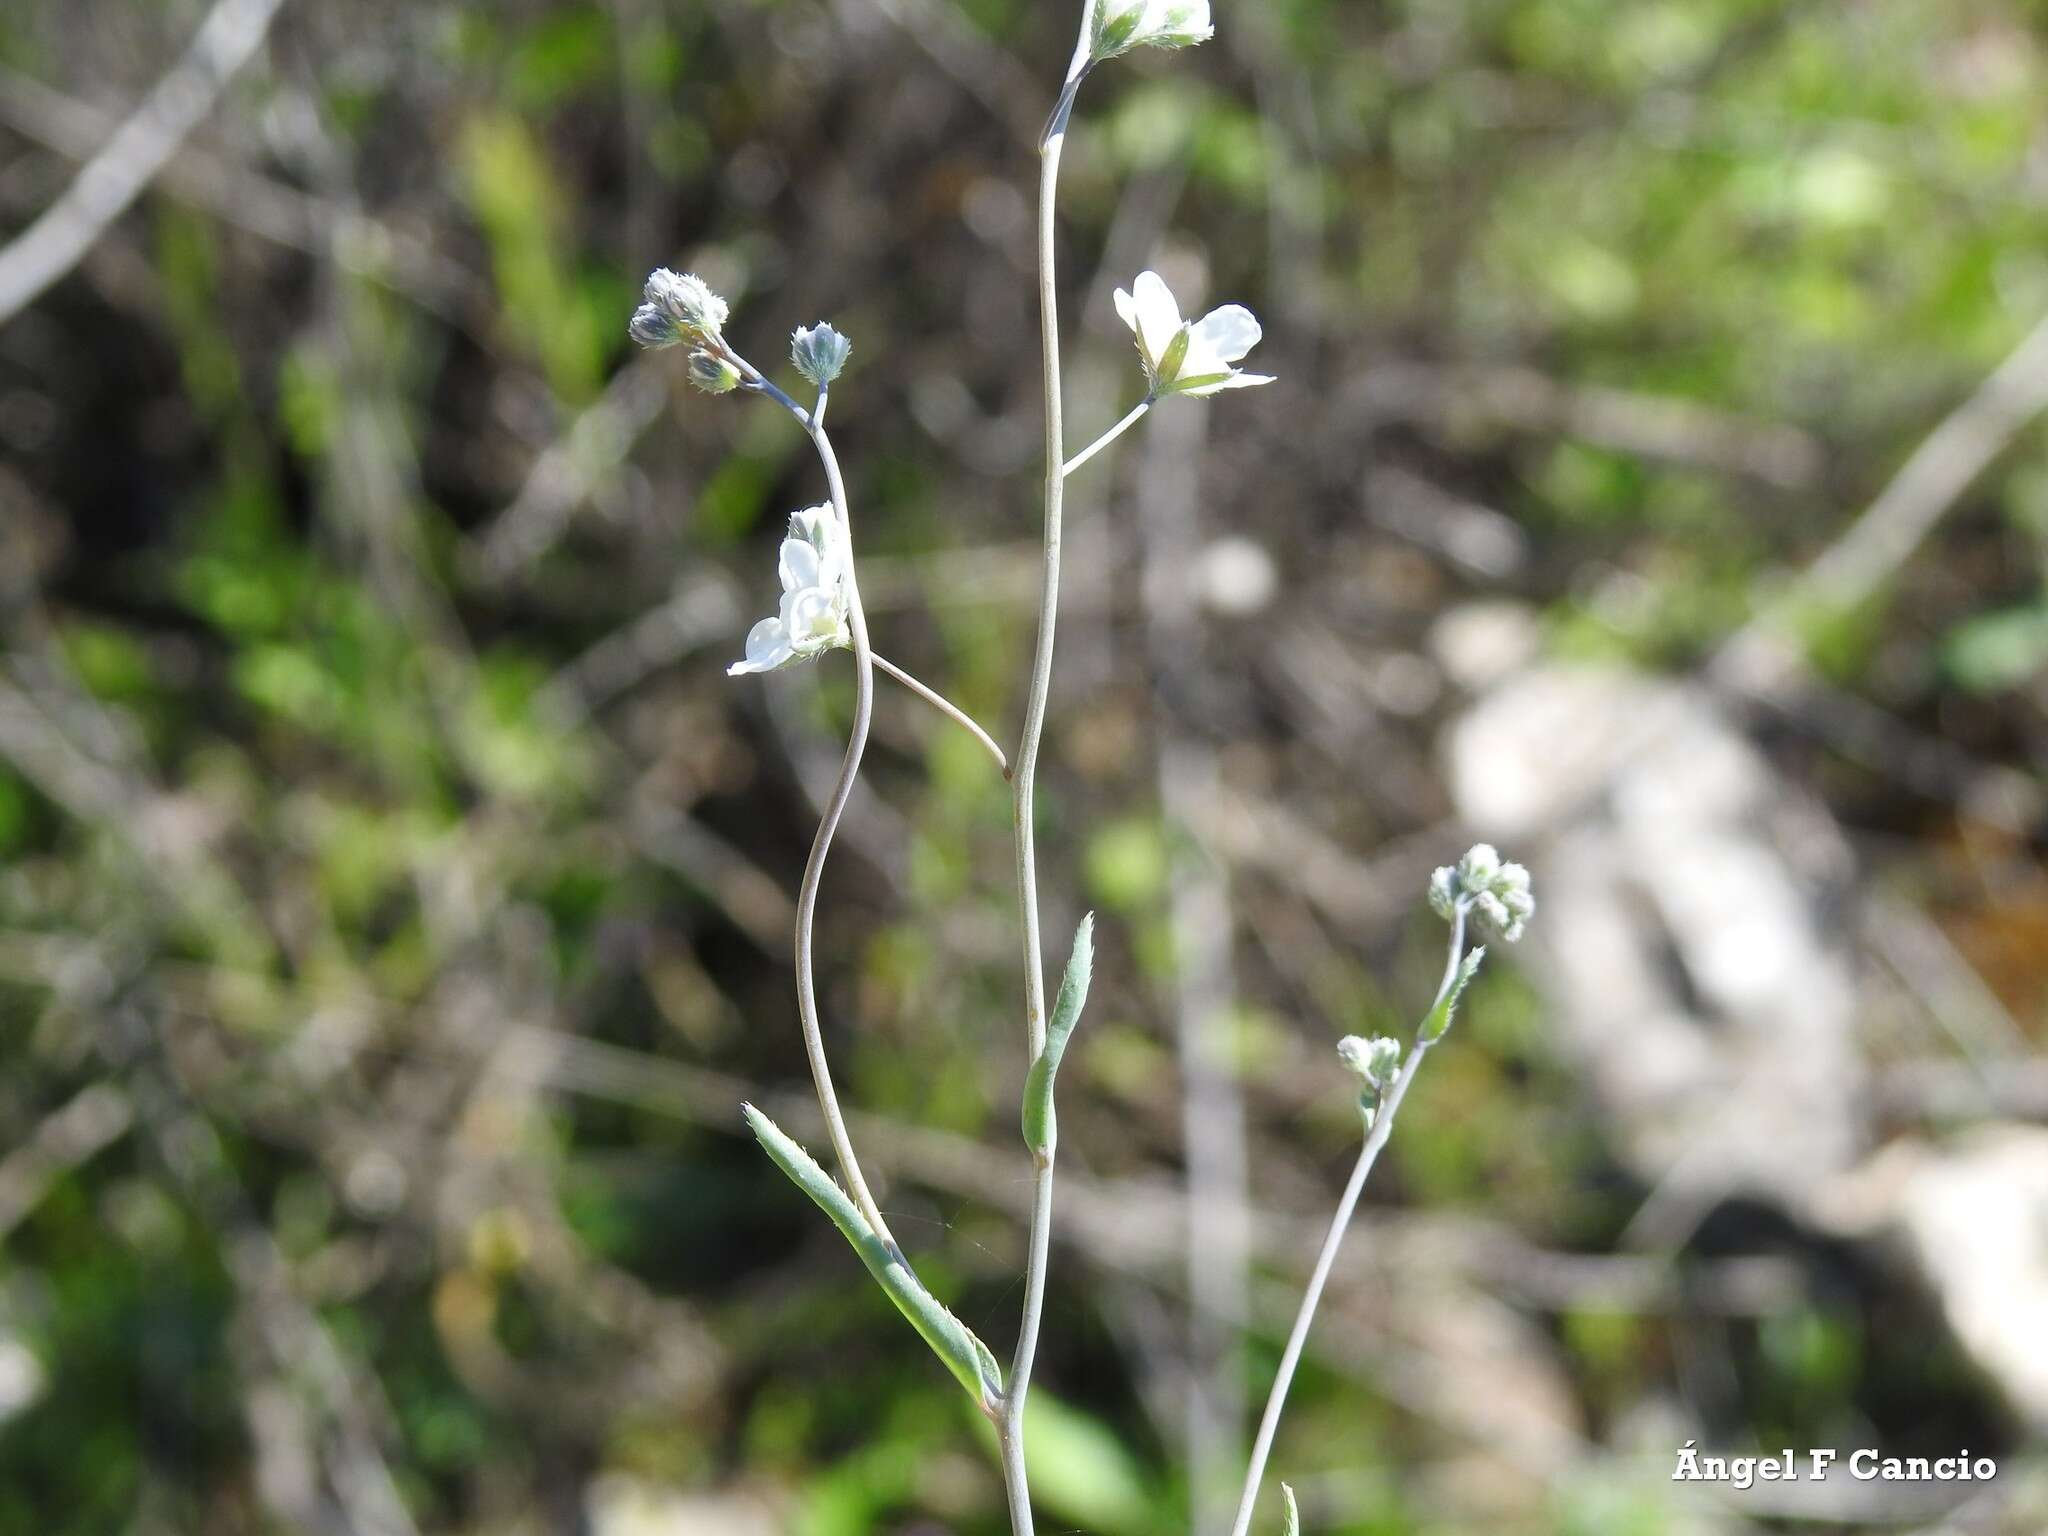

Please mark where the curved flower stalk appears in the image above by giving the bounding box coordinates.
[1227,847,1535,1536]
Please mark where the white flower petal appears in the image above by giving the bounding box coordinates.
[1178,333,1230,381]
[1114,284,1140,336]
[779,536,821,593]
[1129,271,1184,369]
[1191,304,1261,363]
[730,617,794,675]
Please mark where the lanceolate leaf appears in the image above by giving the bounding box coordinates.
[744,1104,1002,1409]
[1420,945,1485,1042]
[1021,913,1095,1157]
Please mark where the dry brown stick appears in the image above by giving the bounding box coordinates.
[0,63,466,312]
[0,0,290,325]
[1356,359,1827,490]
[463,357,674,587]
[0,1082,133,1241]
[1717,309,2048,697]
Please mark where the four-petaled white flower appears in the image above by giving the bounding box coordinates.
[1113,270,1275,398]
[1092,0,1214,59]
[729,506,854,676]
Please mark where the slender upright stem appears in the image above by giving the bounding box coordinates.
[872,651,1010,777]
[1063,396,1154,478]
[998,15,1097,1534]
[1226,909,1472,1536]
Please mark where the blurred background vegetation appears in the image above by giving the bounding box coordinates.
[1,0,2046,1532]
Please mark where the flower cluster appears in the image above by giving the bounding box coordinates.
[1113,270,1274,397]
[729,506,853,676]
[1336,1034,1400,1093]
[1091,0,1214,60]
[1428,843,1535,942]
[629,269,728,350]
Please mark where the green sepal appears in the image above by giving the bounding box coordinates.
[1420,946,1485,1041]
[1021,913,1095,1157]
[744,1103,1002,1409]
[1155,327,1191,389]
[1092,6,1140,58]
[1163,370,1234,395]
[1282,1483,1300,1536]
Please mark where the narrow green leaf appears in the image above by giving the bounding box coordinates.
[744,1103,1002,1408]
[1420,945,1485,1041]
[1281,1482,1300,1536]
[1021,913,1095,1156]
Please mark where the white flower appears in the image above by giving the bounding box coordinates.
[1428,843,1536,942]
[728,506,853,676]
[1093,0,1214,59]
[1112,271,1275,398]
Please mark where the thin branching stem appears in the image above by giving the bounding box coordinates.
[872,652,1010,777]
[999,12,1097,1533]
[1227,906,1472,1536]
[1063,396,1153,477]
[725,339,897,1251]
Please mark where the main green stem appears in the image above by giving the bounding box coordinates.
[1226,908,1472,1536]
[999,17,1095,1532]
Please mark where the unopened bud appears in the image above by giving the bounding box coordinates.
[687,349,742,394]
[791,322,852,388]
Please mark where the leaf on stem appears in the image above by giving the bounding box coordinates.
[1420,945,1486,1042]
[744,1103,1003,1409]
[1020,912,1095,1156]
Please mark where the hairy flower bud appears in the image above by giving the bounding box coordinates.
[1336,1034,1400,1093]
[791,322,853,388]
[687,349,742,394]
[1428,843,1536,942]
[631,268,728,350]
